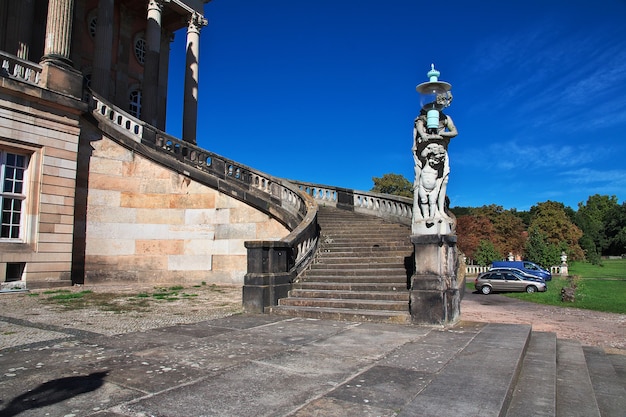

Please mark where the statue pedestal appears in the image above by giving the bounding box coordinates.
[409,234,460,325]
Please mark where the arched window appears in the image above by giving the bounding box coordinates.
[133,33,146,65]
[129,90,142,118]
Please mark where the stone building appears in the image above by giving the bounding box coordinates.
[0,0,294,289]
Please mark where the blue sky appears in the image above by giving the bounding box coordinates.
[166,0,626,211]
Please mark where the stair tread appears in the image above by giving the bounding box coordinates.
[398,323,531,417]
[506,331,556,417]
[583,346,626,417]
[555,339,601,417]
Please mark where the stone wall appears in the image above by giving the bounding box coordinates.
[79,134,289,285]
[0,78,84,287]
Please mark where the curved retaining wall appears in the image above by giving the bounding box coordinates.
[80,93,319,291]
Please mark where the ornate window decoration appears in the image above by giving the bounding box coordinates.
[134,33,146,65]
[87,9,98,38]
[1,151,28,241]
[129,89,142,118]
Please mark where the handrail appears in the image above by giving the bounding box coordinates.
[88,92,320,312]
[289,179,413,226]
[0,51,42,85]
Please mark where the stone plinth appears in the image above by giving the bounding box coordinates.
[409,234,460,325]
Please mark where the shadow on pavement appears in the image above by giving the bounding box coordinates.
[0,371,109,416]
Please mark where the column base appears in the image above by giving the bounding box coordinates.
[39,59,83,98]
[409,234,460,326]
[409,274,460,325]
[242,272,293,314]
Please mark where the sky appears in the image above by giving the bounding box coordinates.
[165,0,626,211]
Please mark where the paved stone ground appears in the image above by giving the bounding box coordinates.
[0,284,624,416]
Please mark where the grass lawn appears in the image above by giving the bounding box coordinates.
[467,259,626,314]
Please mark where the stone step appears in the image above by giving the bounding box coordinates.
[306,262,406,276]
[298,270,407,285]
[607,352,626,390]
[266,305,412,324]
[506,331,557,417]
[293,282,407,292]
[278,297,409,311]
[583,346,626,417]
[289,289,410,301]
[313,255,407,264]
[556,339,601,417]
[398,323,531,417]
[317,248,411,256]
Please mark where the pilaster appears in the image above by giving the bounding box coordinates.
[91,0,114,99]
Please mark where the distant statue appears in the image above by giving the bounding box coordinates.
[412,107,458,234]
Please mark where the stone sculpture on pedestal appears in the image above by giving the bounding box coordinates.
[409,64,461,325]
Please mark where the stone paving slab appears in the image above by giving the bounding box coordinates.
[0,311,543,417]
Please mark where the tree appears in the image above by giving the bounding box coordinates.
[474,240,502,266]
[528,201,584,261]
[370,173,413,198]
[606,202,626,256]
[472,205,526,258]
[576,195,623,260]
[524,225,562,267]
[456,214,495,262]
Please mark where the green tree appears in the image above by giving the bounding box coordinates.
[524,225,562,267]
[474,240,502,266]
[606,202,626,256]
[528,201,584,261]
[370,173,413,198]
[575,195,622,260]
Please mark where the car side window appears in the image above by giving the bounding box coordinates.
[524,262,538,271]
[490,273,502,280]
[503,273,518,280]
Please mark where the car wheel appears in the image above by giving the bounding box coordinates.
[526,286,537,293]
[481,286,492,295]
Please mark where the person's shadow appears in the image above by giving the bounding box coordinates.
[0,370,108,416]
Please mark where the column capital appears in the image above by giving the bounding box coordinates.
[148,0,170,13]
[188,11,208,33]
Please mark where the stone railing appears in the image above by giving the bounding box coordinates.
[465,265,566,277]
[88,92,320,313]
[0,51,42,85]
[289,180,413,226]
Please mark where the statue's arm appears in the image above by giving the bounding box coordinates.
[440,115,458,138]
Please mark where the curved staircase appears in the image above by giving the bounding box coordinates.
[268,206,414,323]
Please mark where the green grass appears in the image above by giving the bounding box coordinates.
[40,286,201,312]
[569,259,626,279]
[500,259,626,314]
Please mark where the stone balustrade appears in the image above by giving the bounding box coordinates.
[88,92,319,312]
[290,180,413,225]
[465,265,566,276]
[0,51,42,84]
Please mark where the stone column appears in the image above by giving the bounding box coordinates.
[91,0,114,98]
[41,0,74,65]
[4,0,35,60]
[182,12,207,144]
[142,0,168,126]
[39,0,82,97]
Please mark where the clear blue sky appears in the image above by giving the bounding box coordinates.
[166,0,626,211]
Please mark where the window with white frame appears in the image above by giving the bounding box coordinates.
[129,89,142,118]
[1,151,28,241]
